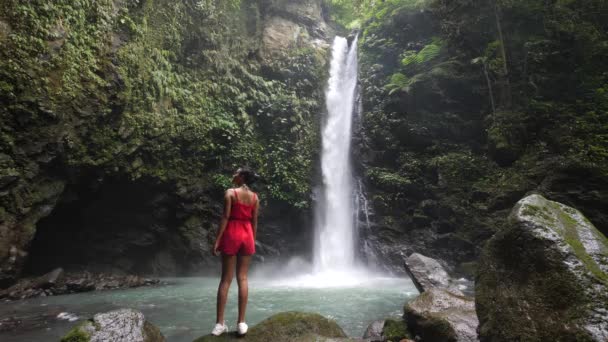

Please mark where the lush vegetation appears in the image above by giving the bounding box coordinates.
[341,0,608,268]
[0,0,329,281]
[1,0,606,277]
[0,0,325,209]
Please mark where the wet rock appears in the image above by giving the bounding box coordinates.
[403,253,463,295]
[193,311,347,342]
[32,267,64,289]
[363,319,414,342]
[0,316,22,332]
[476,194,608,341]
[404,288,479,342]
[363,320,384,339]
[60,308,165,342]
[0,267,64,300]
[0,271,160,300]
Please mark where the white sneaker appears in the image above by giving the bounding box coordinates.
[211,322,228,336]
[237,322,248,335]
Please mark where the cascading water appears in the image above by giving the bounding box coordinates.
[269,34,410,287]
[314,35,359,273]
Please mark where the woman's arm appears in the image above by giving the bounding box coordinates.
[252,195,259,241]
[213,190,232,256]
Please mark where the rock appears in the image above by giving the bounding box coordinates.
[404,288,479,342]
[261,17,306,55]
[404,253,463,295]
[32,267,64,289]
[476,194,608,341]
[1,271,160,300]
[382,319,411,342]
[260,0,329,58]
[193,311,347,342]
[60,308,164,342]
[363,320,384,339]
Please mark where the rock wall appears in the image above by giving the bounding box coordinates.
[0,0,331,286]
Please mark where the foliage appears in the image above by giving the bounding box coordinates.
[356,0,608,268]
[0,0,325,212]
[365,167,413,190]
[324,0,431,30]
[400,37,443,67]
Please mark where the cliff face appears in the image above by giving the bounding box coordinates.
[0,0,332,286]
[355,0,608,274]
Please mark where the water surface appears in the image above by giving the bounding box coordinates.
[0,276,417,341]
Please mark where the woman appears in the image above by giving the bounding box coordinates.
[211,167,259,336]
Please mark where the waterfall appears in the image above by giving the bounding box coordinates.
[314,36,359,273]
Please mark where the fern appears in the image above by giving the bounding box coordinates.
[401,38,444,67]
[385,72,412,95]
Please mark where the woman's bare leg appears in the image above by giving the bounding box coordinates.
[236,255,252,323]
[216,254,236,324]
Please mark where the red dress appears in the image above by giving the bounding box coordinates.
[219,189,256,256]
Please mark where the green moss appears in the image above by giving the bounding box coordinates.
[404,309,455,342]
[382,319,410,342]
[60,322,91,342]
[430,151,489,186]
[0,0,327,219]
[548,202,608,285]
[193,312,346,342]
[366,167,413,190]
[521,203,555,223]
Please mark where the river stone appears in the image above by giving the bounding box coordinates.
[362,320,384,339]
[404,253,463,295]
[60,308,164,342]
[404,288,479,342]
[193,311,347,342]
[476,194,608,341]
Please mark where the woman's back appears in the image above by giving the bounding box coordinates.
[230,188,256,221]
[233,188,257,206]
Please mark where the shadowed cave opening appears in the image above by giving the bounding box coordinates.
[22,176,187,277]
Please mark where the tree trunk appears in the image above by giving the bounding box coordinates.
[493,0,512,108]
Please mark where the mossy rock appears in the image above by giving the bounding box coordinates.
[61,322,92,342]
[193,312,347,342]
[476,194,608,341]
[60,308,164,342]
[382,319,411,342]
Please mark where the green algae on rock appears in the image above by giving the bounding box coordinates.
[382,318,411,342]
[193,311,347,342]
[60,308,165,342]
[476,194,608,341]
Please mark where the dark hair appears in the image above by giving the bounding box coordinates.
[238,167,259,186]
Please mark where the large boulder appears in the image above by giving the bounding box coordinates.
[404,288,479,342]
[402,253,478,341]
[476,194,608,341]
[193,312,347,342]
[404,253,463,295]
[60,308,164,342]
